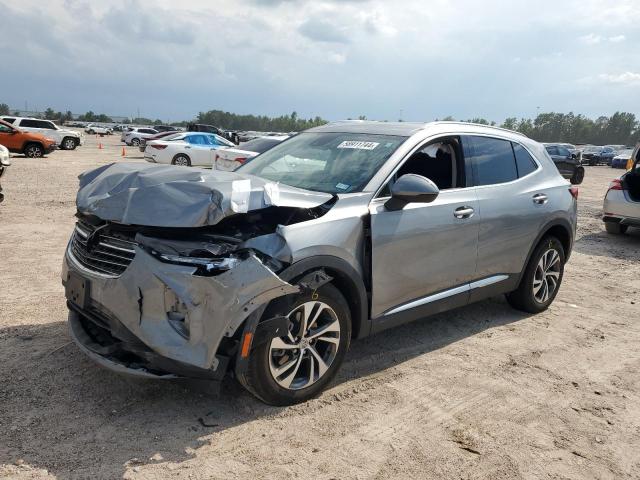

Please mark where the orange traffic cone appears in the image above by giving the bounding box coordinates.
[121,147,126,157]
[98,143,103,149]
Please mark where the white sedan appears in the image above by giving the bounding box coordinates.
[213,135,288,171]
[144,132,235,166]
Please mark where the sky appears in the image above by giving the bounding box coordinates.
[1,0,639,123]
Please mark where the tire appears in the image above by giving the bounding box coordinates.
[24,143,44,158]
[238,283,352,406]
[570,167,584,185]
[171,154,191,167]
[131,138,140,146]
[88,129,95,135]
[506,236,565,313]
[605,222,628,235]
[61,137,77,150]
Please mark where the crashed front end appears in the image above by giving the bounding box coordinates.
[62,163,334,382]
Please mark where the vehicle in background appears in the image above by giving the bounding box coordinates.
[152,125,178,133]
[543,143,584,184]
[603,144,640,234]
[85,124,113,135]
[187,123,239,145]
[611,149,634,169]
[144,132,234,166]
[122,127,159,146]
[1,117,84,150]
[64,121,577,405]
[0,144,9,203]
[138,131,181,152]
[0,119,57,157]
[605,144,626,152]
[581,146,617,166]
[213,135,288,171]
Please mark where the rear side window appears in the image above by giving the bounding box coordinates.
[2,117,16,124]
[465,136,518,186]
[512,143,538,177]
[21,119,45,128]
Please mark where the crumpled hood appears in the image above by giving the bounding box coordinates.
[76,162,333,227]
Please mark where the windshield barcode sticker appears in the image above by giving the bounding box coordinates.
[337,141,379,150]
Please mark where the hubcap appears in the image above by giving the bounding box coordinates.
[64,139,75,149]
[533,248,561,303]
[268,301,341,390]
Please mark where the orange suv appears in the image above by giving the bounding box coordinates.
[0,119,57,157]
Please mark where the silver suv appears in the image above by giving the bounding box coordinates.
[62,121,577,405]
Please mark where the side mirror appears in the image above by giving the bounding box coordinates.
[385,174,440,211]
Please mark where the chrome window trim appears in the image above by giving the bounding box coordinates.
[382,274,509,316]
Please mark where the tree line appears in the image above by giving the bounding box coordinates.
[1,101,639,144]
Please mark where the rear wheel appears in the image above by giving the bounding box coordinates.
[172,154,191,166]
[570,167,584,185]
[238,283,351,405]
[131,138,141,146]
[507,236,565,313]
[605,222,628,235]
[24,143,44,158]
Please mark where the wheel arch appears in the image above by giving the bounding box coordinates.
[278,255,370,339]
[516,218,573,286]
[22,141,44,154]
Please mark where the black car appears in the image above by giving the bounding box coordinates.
[544,143,584,184]
[187,123,239,144]
[153,125,178,133]
[581,146,616,166]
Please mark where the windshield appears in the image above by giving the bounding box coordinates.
[238,132,407,193]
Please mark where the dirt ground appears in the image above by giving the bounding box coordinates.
[1,132,639,480]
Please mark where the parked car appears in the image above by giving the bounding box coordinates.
[62,121,577,405]
[213,135,288,171]
[581,146,616,166]
[543,143,584,184]
[0,144,10,203]
[122,127,159,146]
[1,117,84,150]
[138,131,181,152]
[187,123,239,144]
[143,132,234,166]
[603,144,640,234]
[152,125,177,133]
[85,124,113,135]
[0,119,57,157]
[611,149,634,169]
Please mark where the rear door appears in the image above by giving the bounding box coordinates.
[462,135,546,299]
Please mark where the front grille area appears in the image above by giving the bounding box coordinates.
[69,219,137,276]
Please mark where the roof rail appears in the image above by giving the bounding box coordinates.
[429,121,529,138]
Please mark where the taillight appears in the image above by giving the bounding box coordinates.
[150,145,167,150]
[608,179,623,190]
[235,157,248,164]
[569,186,579,199]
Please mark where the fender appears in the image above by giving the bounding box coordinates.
[233,255,370,377]
[515,217,574,286]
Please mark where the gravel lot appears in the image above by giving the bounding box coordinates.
[1,133,639,479]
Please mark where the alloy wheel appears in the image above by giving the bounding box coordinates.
[26,146,42,158]
[64,138,76,150]
[533,248,561,303]
[268,301,341,390]
[174,156,189,166]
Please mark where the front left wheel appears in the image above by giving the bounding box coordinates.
[238,283,351,406]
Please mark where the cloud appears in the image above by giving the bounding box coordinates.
[598,72,640,85]
[298,17,351,43]
[580,33,601,44]
[608,34,625,42]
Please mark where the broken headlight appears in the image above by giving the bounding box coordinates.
[155,253,240,274]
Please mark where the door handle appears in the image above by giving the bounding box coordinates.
[454,206,475,219]
[185,146,191,149]
[532,193,548,205]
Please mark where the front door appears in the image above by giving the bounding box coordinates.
[369,137,479,320]
[185,134,215,166]
[0,123,21,151]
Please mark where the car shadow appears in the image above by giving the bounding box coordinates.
[0,296,529,479]
[573,227,640,259]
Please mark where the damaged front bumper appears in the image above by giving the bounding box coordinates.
[62,243,299,380]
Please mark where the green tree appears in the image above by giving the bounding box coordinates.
[44,108,56,120]
[0,103,9,115]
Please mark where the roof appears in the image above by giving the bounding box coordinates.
[307,120,528,139]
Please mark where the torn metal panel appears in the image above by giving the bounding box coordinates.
[76,163,333,227]
[64,247,299,371]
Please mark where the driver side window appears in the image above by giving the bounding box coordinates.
[379,137,466,197]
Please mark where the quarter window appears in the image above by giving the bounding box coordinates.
[513,143,538,177]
